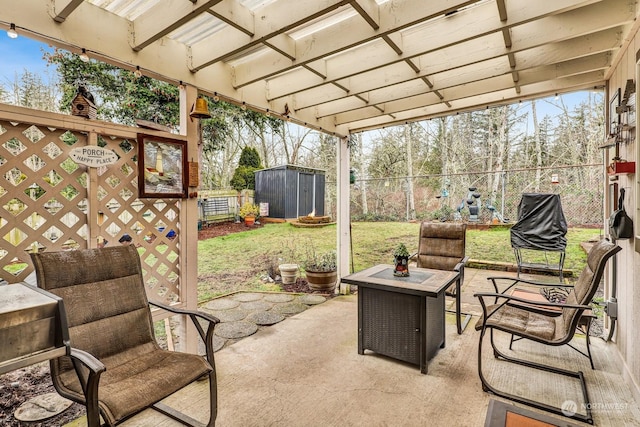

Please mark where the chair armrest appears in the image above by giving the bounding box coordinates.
[474,292,590,311]
[150,301,220,325]
[486,276,574,294]
[68,348,105,427]
[149,301,220,365]
[69,348,105,373]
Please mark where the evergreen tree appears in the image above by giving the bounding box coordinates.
[230,146,263,190]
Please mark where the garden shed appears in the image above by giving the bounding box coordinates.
[254,165,325,220]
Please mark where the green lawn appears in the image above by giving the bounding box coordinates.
[196,222,603,303]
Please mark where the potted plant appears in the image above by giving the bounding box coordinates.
[303,245,338,292]
[393,243,410,277]
[239,202,260,226]
[278,237,300,285]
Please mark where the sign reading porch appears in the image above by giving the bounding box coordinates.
[70,146,118,167]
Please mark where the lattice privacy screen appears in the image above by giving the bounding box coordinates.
[0,119,183,304]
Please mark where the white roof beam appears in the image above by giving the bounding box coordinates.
[265,0,629,100]
[232,0,481,86]
[287,27,621,110]
[350,0,380,29]
[190,0,352,71]
[130,0,224,51]
[207,0,255,36]
[318,51,611,118]
[335,70,604,126]
[48,0,84,23]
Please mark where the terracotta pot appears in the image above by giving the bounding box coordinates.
[244,215,255,226]
[279,264,299,284]
[305,270,338,291]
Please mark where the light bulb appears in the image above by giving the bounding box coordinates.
[265,109,271,117]
[213,92,220,102]
[7,24,18,39]
[178,81,185,90]
[133,66,142,78]
[79,49,89,63]
[241,102,247,111]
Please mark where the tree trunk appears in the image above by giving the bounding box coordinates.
[405,123,416,220]
[531,100,542,192]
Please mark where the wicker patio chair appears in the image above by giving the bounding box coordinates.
[474,238,620,424]
[30,245,220,427]
[414,222,470,334]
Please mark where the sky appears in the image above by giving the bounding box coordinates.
[0,35,56,83]
[0,31,596,124]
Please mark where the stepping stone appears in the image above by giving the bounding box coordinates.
[231,292,264,302]
[204,298,240,310]
[198,334,226,354]
[240,300,273,312]
[273,302,308,315]
[14,393,73,422]
[264,293,295,303]
[297,294,326,305]
[207,309,248,322]
[215,321,259,339]
[246,311,285,326]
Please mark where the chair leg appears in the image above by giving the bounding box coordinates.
[478,328,594,425]
[445,276,473,334]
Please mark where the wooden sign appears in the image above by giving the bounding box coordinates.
[188,162,199,187]
[70,146,117,167]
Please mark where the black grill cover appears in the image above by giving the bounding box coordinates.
[510,193,567,251]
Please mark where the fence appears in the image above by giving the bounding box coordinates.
[326,164,604,227]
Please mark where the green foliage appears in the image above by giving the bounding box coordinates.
[303,246,337,272]
[231,147,263,191]
[393,243,410,257]
[238,202,260,219]
[238,146,262,168]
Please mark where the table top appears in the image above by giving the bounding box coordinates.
[341,264,459,297]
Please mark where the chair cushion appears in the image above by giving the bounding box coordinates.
[58,348,211,424]
[475,303,566,343]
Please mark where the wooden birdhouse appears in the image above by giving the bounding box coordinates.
[71,86,97,119]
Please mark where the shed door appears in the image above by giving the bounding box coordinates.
[298,173,314,216]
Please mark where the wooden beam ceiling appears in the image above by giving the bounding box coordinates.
[4,0,637,136]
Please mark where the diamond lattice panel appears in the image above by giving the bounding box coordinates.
[95,134,182,304]
[0,120,183,305]
[0,121,88,282]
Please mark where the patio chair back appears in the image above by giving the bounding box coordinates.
[415,222,466,271]
[561,239,621,336]
[31,245,217,427]
[415,222,470,334]
[31,245,157,381]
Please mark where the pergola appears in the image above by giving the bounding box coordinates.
[5,0,633,134]
[3,0,640,415]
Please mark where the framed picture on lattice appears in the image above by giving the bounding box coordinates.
[137,134,188,198]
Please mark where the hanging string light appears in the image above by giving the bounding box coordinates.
[79,48,90,63]
[7,23,18,39]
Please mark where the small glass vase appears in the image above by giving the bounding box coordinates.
[393,255,410,277]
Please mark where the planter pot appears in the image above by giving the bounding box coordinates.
[244,215,255,226]
[279,264,299,284]
[393,255,410,277]
[305,270,338,292]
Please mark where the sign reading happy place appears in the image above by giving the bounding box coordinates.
[70,146,118,167]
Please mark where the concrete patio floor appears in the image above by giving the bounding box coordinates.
[69,268,640,426]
